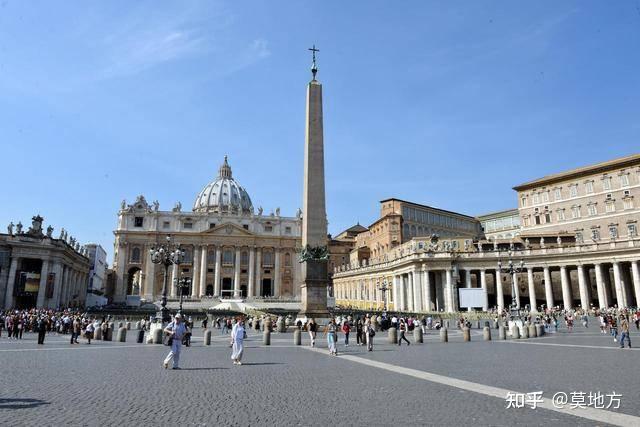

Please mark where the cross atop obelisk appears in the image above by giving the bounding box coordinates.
[299,44,329,320]
[308,45,319,80]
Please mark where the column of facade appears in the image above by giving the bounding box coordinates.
[526,268,537,312]
[480,269,488,311]
[577,265,590,310]
[191,246,201,298]
[632,261,640,309]
[560,266,572,309]
[422,267,432,312]
[407,273,414,312]
[413,268,423,312]
[115,245,127,302]
[36,259,50,308]
[255,248,262,297]
[214,247,222,296]
[248,247,255,298]
[495,267,504,312]
[465,269,472,312]
[170,263,178,297]
[144,247,156,299]
[612,262,627,308]
[392,275,399,310]
[273,249,281,297]
[52,263,65,308]
[233,247,241,297]
[543,266,554,309]
[511,272,521,309]
[199,245,207,296]
[4,257,19,309]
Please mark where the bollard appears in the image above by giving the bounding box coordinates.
[528,324,537,338]
[137,329,144,343]
[522,324,529,339]
[413,327,423,344]
[535,324,544,337]
[498,325,506,340]
[483,326,491,341]
[135,321,140,330]
[484,321,491,329]
[126,322,131,330]
[93,327,102,341]
[204,329,212,345]
[511,325,520,339]
[440,327,448,343]
[463,327,471,342]
[294,328,302,345]
[117,327,127,342]
[276,319,286,333]
[476,321,481,329]
[263,330,271,346]
[388,327,397,344]
[152,327,163,344]
[105,326,113,341]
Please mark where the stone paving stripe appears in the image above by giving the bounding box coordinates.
[496,340,640,351]
[0,344,157,353]
[302,347,639,427]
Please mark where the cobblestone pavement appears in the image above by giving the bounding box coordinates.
[0,321,638,426]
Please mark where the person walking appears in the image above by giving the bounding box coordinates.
[323,319,338,355]
[36,316,47,345]
[163,314,187,370]
[355,317,364,346]
[85,320,94,344]
[71,317,81,344]
[364,317,375,351]
[308,318,317,347]
[619,316,631,349]
[398,319,410,346]
[230,318,245,365]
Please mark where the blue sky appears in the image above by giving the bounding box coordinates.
[1,1,639,264]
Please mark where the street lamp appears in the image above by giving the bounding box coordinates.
[498,251,525,318]
[377,278,391,313]
[149,235,184,323]
[176,276,192,314]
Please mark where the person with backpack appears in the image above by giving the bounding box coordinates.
[163,313,187,370]
[398,318,410,346]
[364,316,375,351]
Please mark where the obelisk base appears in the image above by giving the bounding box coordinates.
[298,260,330,323]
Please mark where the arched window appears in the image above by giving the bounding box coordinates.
[183,248,193,263]
[241,251,249,266]
[130,247,141,263]
[207,250,216,264]
[263,251,273,266]
[223,249,233,265]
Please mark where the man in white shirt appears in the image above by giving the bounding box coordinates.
[163,314,187,370]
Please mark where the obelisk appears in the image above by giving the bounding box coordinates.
[299,45,330,320]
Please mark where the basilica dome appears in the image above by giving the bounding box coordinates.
[193,156,254,215]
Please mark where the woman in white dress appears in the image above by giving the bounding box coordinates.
[230,318,245,365]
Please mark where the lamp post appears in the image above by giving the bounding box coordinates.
[498,251,525,318]
[149,235,184,323]
[377,278,391,314]
[176,276,192,314]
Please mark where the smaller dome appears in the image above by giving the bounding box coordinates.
[193,156,253,215]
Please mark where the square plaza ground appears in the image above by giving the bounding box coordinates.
[0,320,638,426]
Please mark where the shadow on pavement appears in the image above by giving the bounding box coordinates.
[0,398,50,410]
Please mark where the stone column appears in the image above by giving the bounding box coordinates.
[144,247,156,299]
[214,247,222,296]
[595,264,607,308]
[577,265,590,310]
[191,246,201,298]
[465,269,472,312]
[255,248,262,297]
[413,268,423,312]
[398,275,405,311]
[612,262,627,308]
[495,267,504,312]
[632,261,640,309]
[392,275,399,310]
[170,263,178,297]
[4,257,19,309]
[560,266,572,310]
[36,260,50,308]
[52,263,64,308]
[543,266,554,309]
[274,249,281,297]
[233,247,241,297]
[199,245,207,296]
[445,269,454,313]
[480,269,488,311]
[115,245,127,302]
[407,273,414,311]
[512,272,521,309]
[527,268,537,312]
[248,247,255,298]
[423,267,432,312]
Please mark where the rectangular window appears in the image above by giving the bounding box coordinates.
[535,216,541,225]
[588,204,597,216]
[243,224,249,230]
[533,194,540,204]
[523,217,530,227]
[555,188,562,201]
[603,177,611,191]
[570,185,578,198]
[209,223,216,229]
[572,206,581,219]
[134,217,143,227]
[605,202,615,213]
[556,210,565,221]
[183,222,193,229]
[264,225,273,232]
[585,181,594,194]
[521,197,527,207]
[163,221,170,229]
[591,229,600,241]
[609,226,618,239]
[623,199,633,210]
[620,174,630,187]
[542,192,549,202]
[545,213,551,223]
[628,224,637,237]
[285,226,291,234]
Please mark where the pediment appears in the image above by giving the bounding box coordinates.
[201,222,254,236]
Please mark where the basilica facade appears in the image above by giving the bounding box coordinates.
[112,157,303,304]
